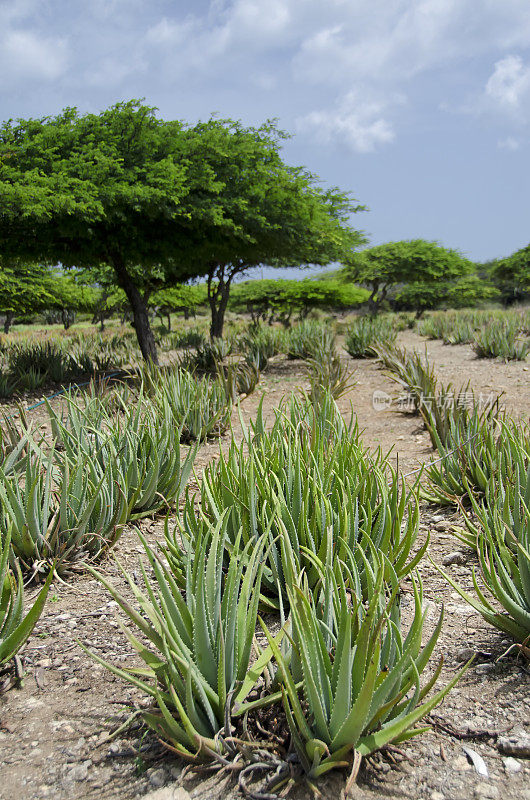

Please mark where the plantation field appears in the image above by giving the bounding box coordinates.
[0,314,529,800]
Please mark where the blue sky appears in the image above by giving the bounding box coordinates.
[2,0,530,266]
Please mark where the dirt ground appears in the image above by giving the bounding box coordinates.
[0,330,529,800]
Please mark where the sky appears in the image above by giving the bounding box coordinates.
[2,0,530,268]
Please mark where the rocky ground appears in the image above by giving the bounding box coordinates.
[0,330,529,800]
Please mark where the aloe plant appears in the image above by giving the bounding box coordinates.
[261,553,466,791]
[166,396,426,610]
[0,449,128,575]
[422,414,524,507]
[344,317,396,358]
[473,319,529,361]
[286,320,336,361]
[48,389,197,518]
[305,353,356,403]
[84,519,274,760]
[0,530,53,669]
[241,324,285,370]
[151,366,233,442]
[437,461,530,644]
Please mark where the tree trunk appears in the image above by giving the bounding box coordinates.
[166,313,171,332]
[111,256,158,364]
[207,265,232,340]
[210,299,227,339]
[4,311,14,334]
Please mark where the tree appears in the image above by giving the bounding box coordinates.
[189,120,365,338]
[490,245,530,305]
[0,261,53,333]
[229,279,369,326]
[393,274,499,318]
[0,101,365,358]
[43,271,98,329]
[151,284,207,330]
[346,240,474,315]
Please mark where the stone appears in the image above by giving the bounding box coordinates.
[141,786,192,800]
[453,754,472,771]
[456,647,476,662]
[475,663,496,675]
[431,792,445,800]
[474,783,498,799]
[442,551,466,566]
[498,732,530,758]
[502,756,522,773]
[148,768,168,788]
[64,760,91,782]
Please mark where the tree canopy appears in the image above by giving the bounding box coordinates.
[0,100,366,357]
[394,274,499,318]
[346,239,474,314]
[491,244,530,304]
[0,261,54,332]
[229,279,369,325]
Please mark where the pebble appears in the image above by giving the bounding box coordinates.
[442,551,466,566]
[502,756,522,773]
[63,760,92,782]
[456,647,476,663]
[431,793,445,800]
[475,663,496,675]
[141,786,192,800]
[453,754,472,771]
[498,732,530,758]
[474,783,498,800]
[148,768,168,788]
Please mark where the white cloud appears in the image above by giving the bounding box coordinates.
[498,135,521,150]
[297,92,396,153]
[0,29,68,82]
[485,55,530,108]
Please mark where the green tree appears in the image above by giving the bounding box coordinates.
[43,271,98,329]
[0,101,365,358]
[0,261,53,332]
[229,278,368,326]
[151,284,207,330]
[394,274,499,318]
[490,245,530,305]
[346,240,474,315]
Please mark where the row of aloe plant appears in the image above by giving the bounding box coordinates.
[374,341,530,656]
[82,393,467,796]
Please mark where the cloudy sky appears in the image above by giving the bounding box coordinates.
[2,0,530,264]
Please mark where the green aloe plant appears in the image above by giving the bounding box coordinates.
[0,449,128,575]
[345,316,396,358]
[261,553,466,792]
[166,396,426,610]
[84,517,275,761]
[437,461,530,644]
[0,530,53,669]
[150,366,233,442]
